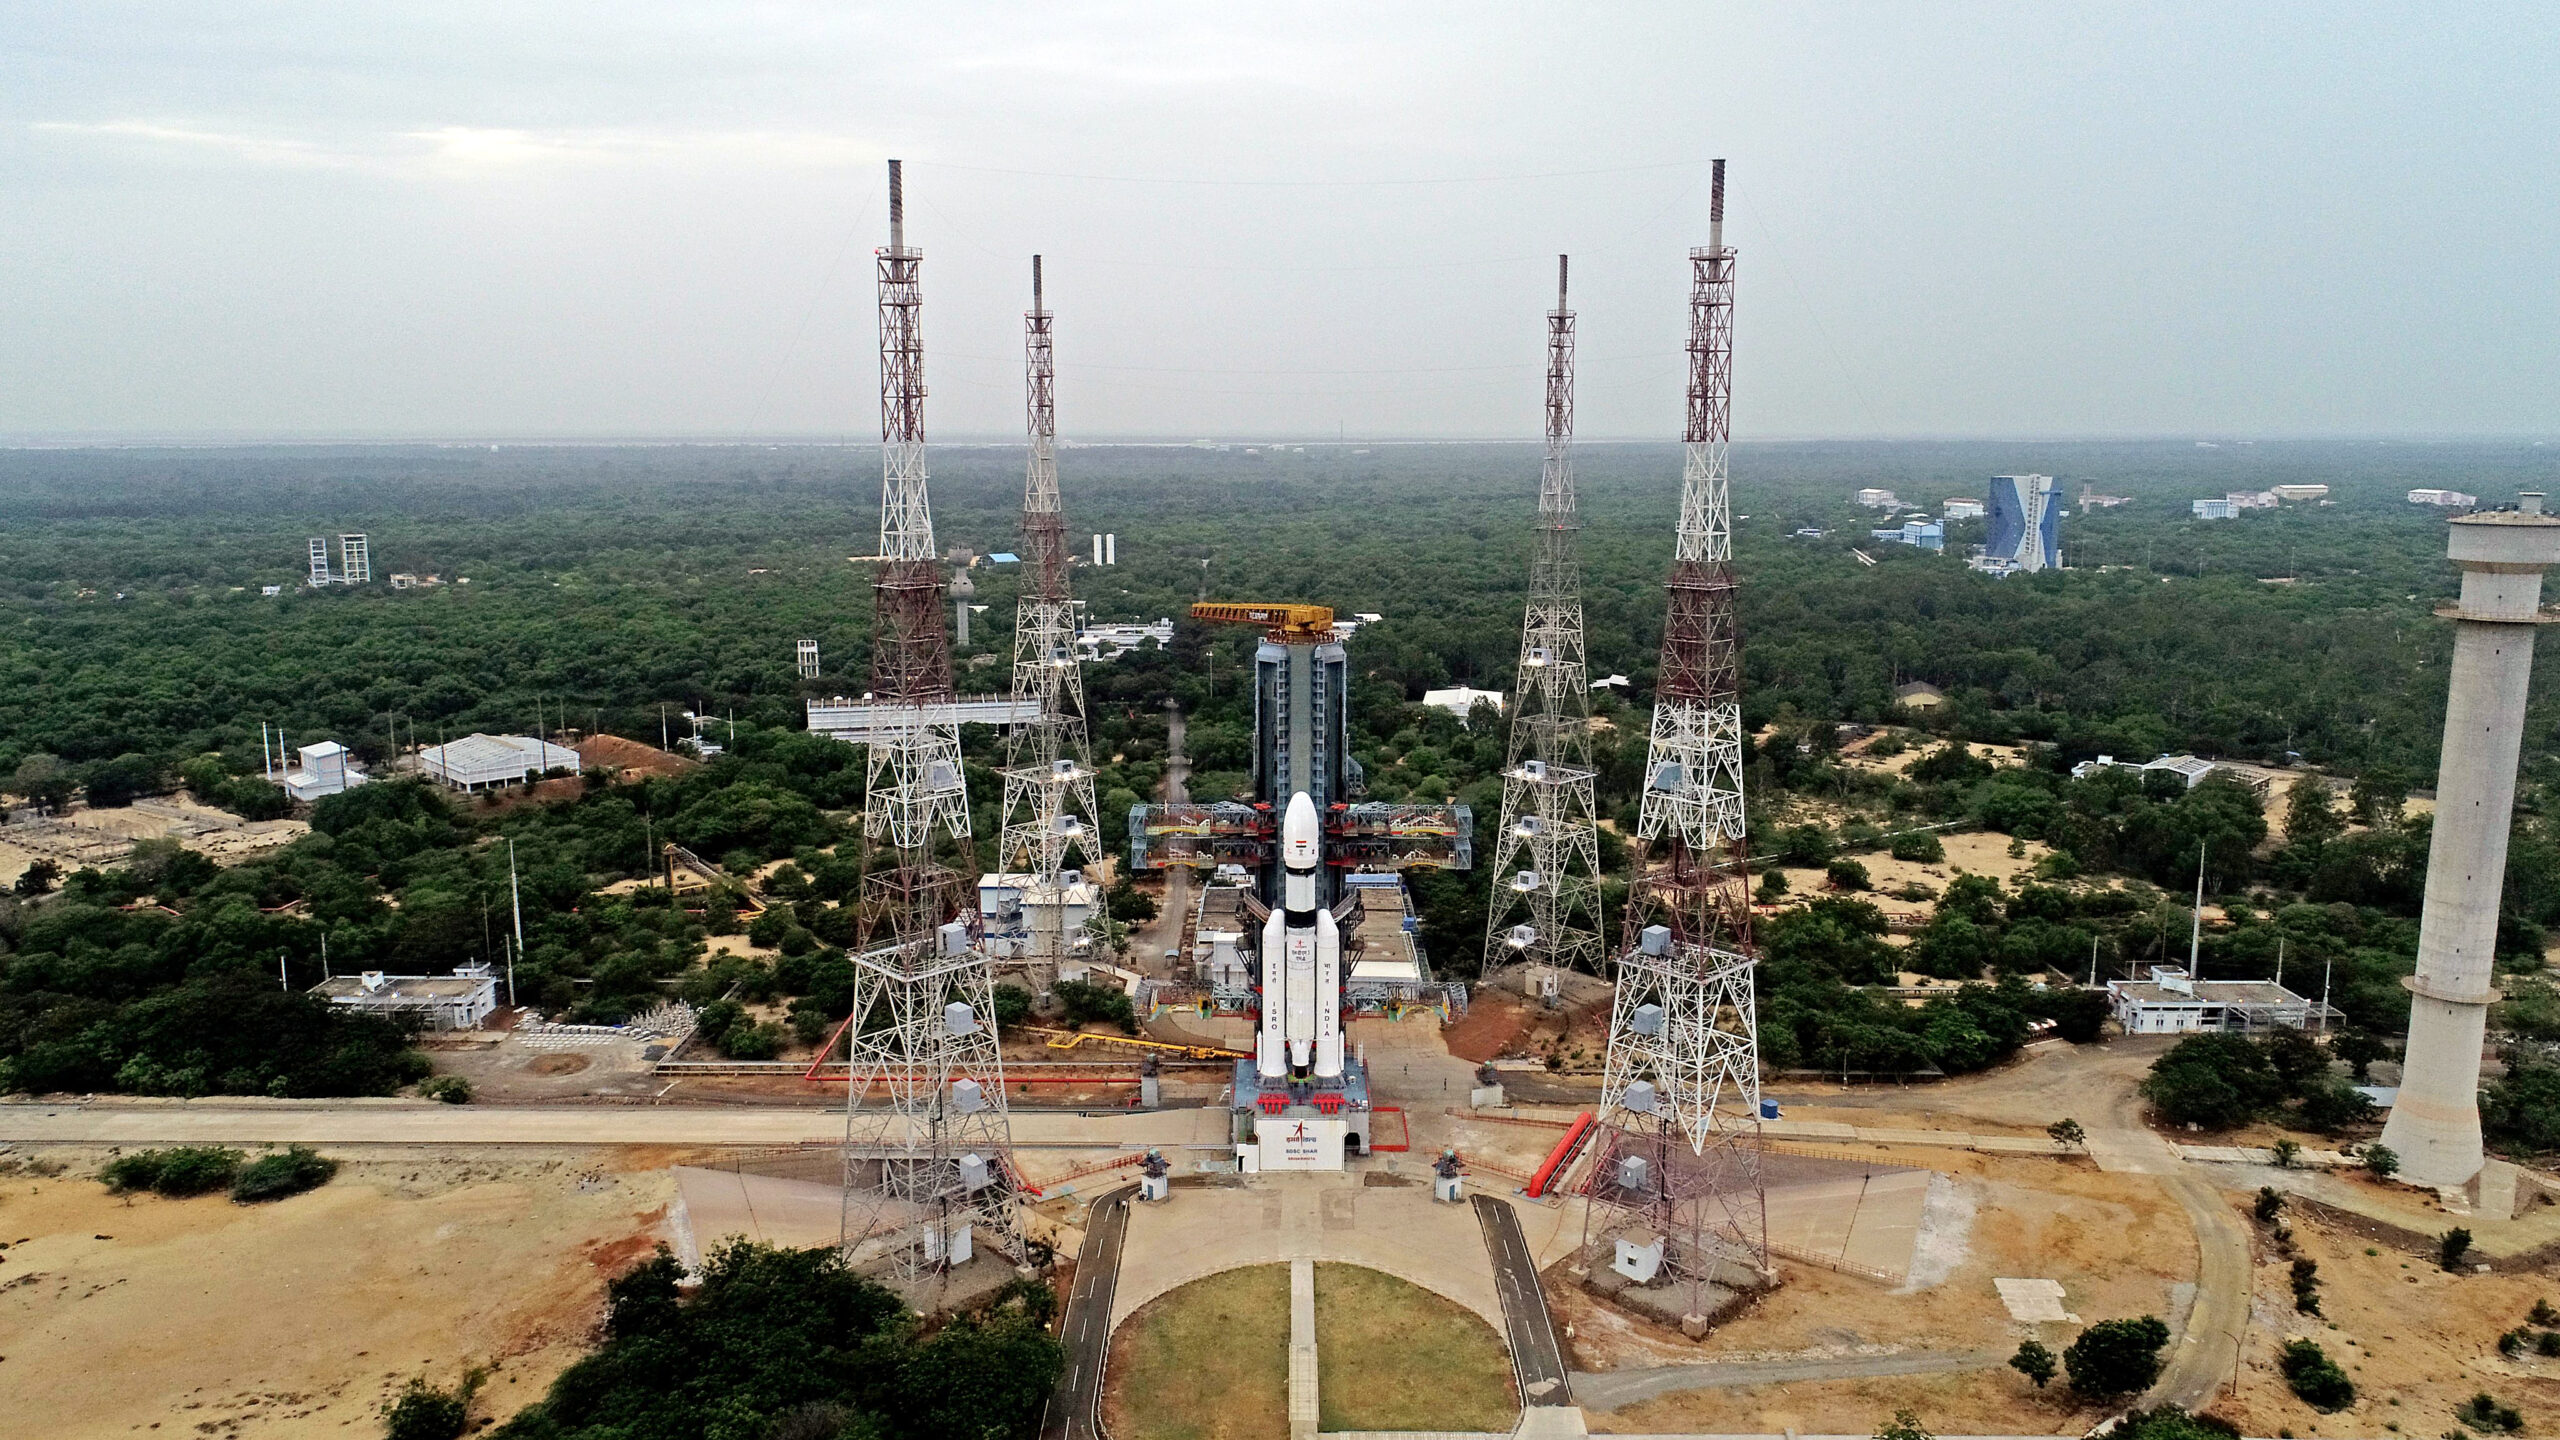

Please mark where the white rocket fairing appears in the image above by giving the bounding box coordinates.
[1257,791,1344,1081]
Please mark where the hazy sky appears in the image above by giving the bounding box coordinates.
[4,4,2554,441]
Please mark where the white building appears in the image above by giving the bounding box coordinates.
[419,734,584,791]
[312,965,500,1030]
[2192,498,2238,519]
[281,740,369,803]
[1421,687,1507,725]
[2409,488,2479,508]
[2069,753,2270,798]
[2106,966,2335,1035]
[2270,484,2330,502]
[976,872,1102,959]
[1078,618,1175,661]
[1941,498,1985,519]
[1855,488,1901,509]
[2228,490,2279,510]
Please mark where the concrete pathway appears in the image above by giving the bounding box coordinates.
[1040,1183,1135,1440]
[1291,1258,1320,1440]
[1472,1194,1573,1407]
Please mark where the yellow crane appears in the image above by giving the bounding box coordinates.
[1189,601,1336,644]
[1022,1025,1249,1061]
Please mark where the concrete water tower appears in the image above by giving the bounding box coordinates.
[2377,495,2560,1187]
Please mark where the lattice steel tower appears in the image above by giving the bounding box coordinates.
[996,255,1101,986]
[1482,256,1606,997]
[841,160,1020,1280]
[1587,161,1768,1329]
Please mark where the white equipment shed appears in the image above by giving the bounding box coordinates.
[419,734,584,792]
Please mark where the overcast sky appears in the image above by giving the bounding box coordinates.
[3,4,2554,442]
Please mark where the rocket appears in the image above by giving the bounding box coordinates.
[1257,791,1343,1081]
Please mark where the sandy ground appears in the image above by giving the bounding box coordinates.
[2216,1200,2560,1437]
[0,798,305,889]
[1762,829,2060,918]
[0,1146,677,1439]
[1569,1149,2198,1436]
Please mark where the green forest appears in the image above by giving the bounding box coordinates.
[5,438,2560,1155]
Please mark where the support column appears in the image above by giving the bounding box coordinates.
[2379,497,2560,1187]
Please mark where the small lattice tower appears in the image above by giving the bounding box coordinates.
[1587,160,1768,1329]
[841,160,1021,1280]
[1481,255,1606,995]
[997,255,1102,985]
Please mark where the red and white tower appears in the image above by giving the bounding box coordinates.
[840,160,1020,1281]
[1587,160,1769,1330]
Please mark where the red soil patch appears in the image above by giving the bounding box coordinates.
[577,734,700,781]
[1439,992,1533,1063]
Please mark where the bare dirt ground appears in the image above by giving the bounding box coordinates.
[1569,1149,2199,1436]
[1762,829,2061,919]
[0,1145,675,1439]
[2218,1201,2560,1437]
[573,734,698,781]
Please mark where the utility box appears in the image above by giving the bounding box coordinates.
[1434,1171,1464,1203]
[925,1220,974,1267]
[958,1152,993,1191]
[1614,1231,1665,1285]
[1140,1170,1172,1202]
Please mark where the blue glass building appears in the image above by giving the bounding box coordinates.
[1983,474,2061,572]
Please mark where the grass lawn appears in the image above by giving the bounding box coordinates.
[1315,1263,1517,1432]
[1102,1264,1291,1440]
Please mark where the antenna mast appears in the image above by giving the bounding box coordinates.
[1482,255,1607,997]
[1587,159,1770,1331]
[998,254,1103,988]
[841,159,1022,1280]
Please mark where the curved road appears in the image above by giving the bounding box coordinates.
[1041,1183,1137,1440]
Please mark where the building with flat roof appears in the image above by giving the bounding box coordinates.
[312,965,500,1030]
[1855,488,1901,509]
[1940,498,1985,519]
[2270,484,2330,501]
[2107,966,2338,1035]
[2192,498,2237,519]
[2070,753,2270,798]
[281,740,368,803]
[1421,686,1507,724]
[1870,519,1943,552]
[419,734,584,792]
[2409,488,2479,508]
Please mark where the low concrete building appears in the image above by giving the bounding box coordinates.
[419,734,584,792]
[2409,488,2479,508]
[1855,488,1901,509]
[976,871,1101,960]
[1421,686,1507,725]
[281,740,368,803]
[312,965,500,1030]
[2192,498,2238,519]
[1940,498,1985,519]
[2270,484,2330,502]
[2106,966,2338,1035]
[2070,753,2270,798]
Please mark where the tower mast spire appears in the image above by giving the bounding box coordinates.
[841,159,1022,1280]
[1587,159,1770,1331]
[998,254,1102,988]
[1482,255,1606,997]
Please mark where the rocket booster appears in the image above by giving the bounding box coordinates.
[1257,791,1343,1081]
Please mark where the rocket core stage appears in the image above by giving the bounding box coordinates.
[1257,792,1345,1082]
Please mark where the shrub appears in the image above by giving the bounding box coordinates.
[2538,1330,2560,1358]
[1826,858,1871,891]
[2278,1339,2355,1412]
[2440,1227,2474,1271]
[991,983,1032,1028]
[2499,1327,2529,1357]
[2009,1338,2058,1389]
[2048,1118,2086,1150]
[2530,1297,2558,1326]
[2271,1138,2302,1169]
[1755,870,1791,904]
[2456,1393,2524,1433]
[2254,1186,2284,1223]
[720,1023,785,1061]
[1055,979,1136,1034]
[419,1075,473,1104]
[2289,1258,2321,1315]
[382,1379,469,1440]
[101,1146,244,1196]
[231,1146,338,1203]
[2102,1407,2239,1440]
[1890,830,1946,863]
[2065,1315,2172,1397]
[2362,1143,2399,1178]
[1875,1410,1934,1440]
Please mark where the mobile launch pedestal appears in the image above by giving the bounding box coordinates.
[1128,603,1473,1173]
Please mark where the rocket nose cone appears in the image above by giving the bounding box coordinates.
[1282,791,1320,864]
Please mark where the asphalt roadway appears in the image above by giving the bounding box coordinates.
[1472,1193,1573,1408]
[1041,1183,1136,1440]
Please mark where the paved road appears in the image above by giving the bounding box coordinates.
[1472,1193,1573,1407]
[0,1101,1226,1150]
[1041,1183,1137,1440]
[1134,701,1193,970]
[1569,1349,2000,1410]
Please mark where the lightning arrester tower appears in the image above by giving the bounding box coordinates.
[1588,160,1769,1329]
[2377,493,2560,1187]
[997,254,1102,986]
[840,159,1021,1280]
[1482,255,1607,997]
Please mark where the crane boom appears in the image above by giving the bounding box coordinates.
[1189,601,1336,643]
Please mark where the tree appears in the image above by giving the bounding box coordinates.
[1826,858,1871,892]
[2271,1138,2301,1169]
[2102,1407,2240,1440]
[1105,877,1158,924]
[2350,765,2409,827]
[2142,1033,2286,1129]
[1875,1409,1935,1440]
[2283,775,2344,847]
[1755,870,1791,904]
[11,754,75,815]
[13,857,61,895]
[2009,1338,2058,1389]
[2361,1142,2399,1179]
[2047,1118,2086,1151]
[2064,1315,2172,1397]
[1890,829,1945,863]
[2331,1028,2388,1082]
